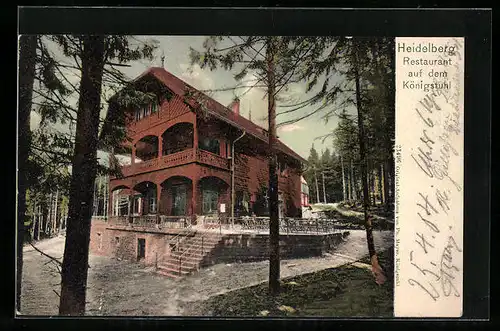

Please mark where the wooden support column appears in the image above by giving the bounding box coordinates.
[108,188,113,217]
[158,135,163,158]
[156,183,162,218]
[193,118,198,159]
[131,146,136,165]
[191,177,198,217]
[127,194,132,222]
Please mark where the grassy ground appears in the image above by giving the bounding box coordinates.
[192,246,394,317]
[313,202,394,231]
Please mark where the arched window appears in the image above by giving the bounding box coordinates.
[147,189,157,214]
[200,137,220,155]
[112,190,129,216]
[203,189,219,214]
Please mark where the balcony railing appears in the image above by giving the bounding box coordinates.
[108,215,194,229]
[196,149,230,170]
[161,148,196,168]
[114,147,230,178]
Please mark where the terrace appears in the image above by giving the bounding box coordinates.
[106,214,345,236]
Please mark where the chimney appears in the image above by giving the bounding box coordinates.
[229,98,240,116]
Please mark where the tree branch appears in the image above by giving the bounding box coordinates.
[28,240,62,267]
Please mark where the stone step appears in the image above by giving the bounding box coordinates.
[163,257,199,268]
[160,261,199,272]
[167,255,204,266]
[177,242,219,253]
[172,239,220,251]
[157,264,193,276]
[186,238,222,246]
[186,234,222,242]
[156,268,181,279]
[171,250,206,260]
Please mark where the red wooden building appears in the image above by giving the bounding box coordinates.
[107,67,306,223]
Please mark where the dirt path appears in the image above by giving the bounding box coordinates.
[21,230,393,316]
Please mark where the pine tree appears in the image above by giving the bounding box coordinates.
[59,35,106,316]
[20,35,158,315]
[305,144,320,204]
[291,36,393,284]
[17,34,37,313]
[56,35,158,315]
[190,36,313,295]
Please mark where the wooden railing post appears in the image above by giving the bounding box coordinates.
[202,236,204,255]
[179,256,182,276]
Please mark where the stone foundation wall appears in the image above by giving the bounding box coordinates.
[201,231,349,266]
[90,218,349,270]
[90,219,179,267]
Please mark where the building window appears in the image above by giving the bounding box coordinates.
[235,191,250,216]
[200,137,220,155]
[203,189,219,214]
[278,160,287,175]
[226,141,231,158]
[132,195,141,215]
[148,193,157,214]
[113,192,129,216]
[301,183,309,195]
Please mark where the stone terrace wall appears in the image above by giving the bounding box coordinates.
[90,219,180,267]
[201,231,349,267]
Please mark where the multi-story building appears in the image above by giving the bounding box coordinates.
[106,67,306,224]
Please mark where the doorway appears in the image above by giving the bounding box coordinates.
[171,185,187,216]
[137,238,146,261]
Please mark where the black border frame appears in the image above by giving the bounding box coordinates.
[7,6,491,330]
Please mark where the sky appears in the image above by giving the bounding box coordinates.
[32,36,344,160]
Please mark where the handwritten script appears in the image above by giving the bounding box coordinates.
[395,37,464,317]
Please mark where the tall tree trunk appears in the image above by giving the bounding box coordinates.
[371,168,376,206]
[266,37,280,295]
[59,35,105,316]
[350,160,357,201]
[48,192,53,236]
[352,39,385,284]
[54,190,59,233]
[379,162,385,204]
[341,155,347,202]
[36,204,41,241]
[314,169,320,204]
[347,161,352,202]
[322,171,327,203]
[384,38,396,213]
[17,34,37,313]
[92,176,97,217]
[383,159,390,207]
[379,164,385,204]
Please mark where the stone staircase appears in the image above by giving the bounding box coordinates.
[157,231,224,279]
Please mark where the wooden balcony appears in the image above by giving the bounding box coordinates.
[107,215,194,232]
[196,149,230,170]
[115,148,230,178]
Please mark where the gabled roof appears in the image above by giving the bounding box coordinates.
[136,67,306,164]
